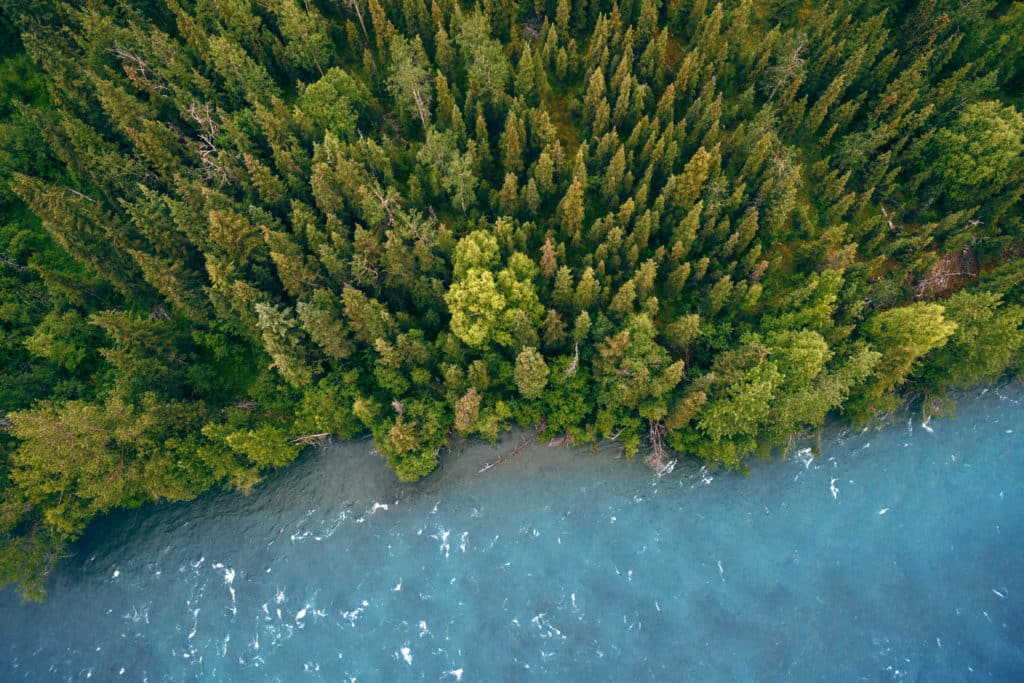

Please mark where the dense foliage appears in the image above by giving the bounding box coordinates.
[1,0,1023,599]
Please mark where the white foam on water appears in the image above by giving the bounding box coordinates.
[112,569,120,579]
[400,646,413,665]
[657,458,677,477]
[188,608,200,640]
[123,603,150,624]
[797,447,814,469]
[341,600,369,627]
[9,389,1024,681]
[531,613,564,639]
[435,528,451,558]
[371,502,389,513]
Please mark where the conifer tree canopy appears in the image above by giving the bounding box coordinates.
[0,0,1022,599]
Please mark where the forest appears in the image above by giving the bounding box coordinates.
[0,0,1022,599]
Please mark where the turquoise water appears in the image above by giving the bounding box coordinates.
[2,386,1022,681]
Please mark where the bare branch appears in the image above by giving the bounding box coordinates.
[109,46,169,93]
[565,342,580,378]
[0,254,28,272]
[479,425,542,473]
[290,433,331,446]
[185,101,234,184]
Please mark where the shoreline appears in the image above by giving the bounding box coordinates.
[57,379,1021,577]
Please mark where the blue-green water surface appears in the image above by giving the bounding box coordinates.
[2,386,1023,681]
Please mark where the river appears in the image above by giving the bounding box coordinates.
[1,386,1022,680]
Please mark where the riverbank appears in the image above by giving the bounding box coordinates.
[2,384,1022,680]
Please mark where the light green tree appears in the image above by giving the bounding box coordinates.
[850,303,957,417]
[515,347,549,398]
[932,101,1024,205]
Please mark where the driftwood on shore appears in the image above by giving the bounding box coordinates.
[478,425,544,473]
[545,434,575,448]
[290,432,331,446]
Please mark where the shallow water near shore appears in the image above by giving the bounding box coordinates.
[2,386,1023,681]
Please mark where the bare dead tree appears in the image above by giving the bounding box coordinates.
[643,420,676,474]
[350,253,380,285]
[348,0,370,43]
[765,40,805,103]
[522,17,543,41]
[370,183,397,225]
[565,342,580,378]
[64,186,97,203]
[880,204,899,232]
[411,88,430,130]
[185,101,234,185]
[109,46,168,94]
[291,433,331,446]
[0,254,28,272]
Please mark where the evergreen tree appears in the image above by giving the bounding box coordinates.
[515,347,549,398]
[388,36,434,129]
[2,0,1024,599]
